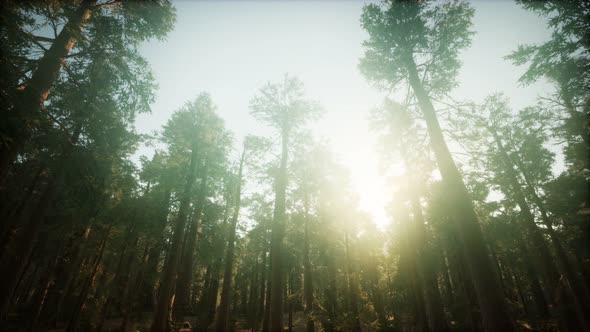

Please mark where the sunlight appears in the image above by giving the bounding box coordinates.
[337,136,393,230]
[3,1,583,331]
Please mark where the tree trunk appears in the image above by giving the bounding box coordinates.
[344,233,361,331]
[96,223,137,332]
[0,124,82,316]
[514,152,590,319]
[493,127,590,329]
[176,203,201,314]
[151,141,199,332]
[141,190,171,312]
[410,197,449,332]
[489,129,560,291]
[247,253,259,330]
[29,243,65,331]
[303,206,315,332]
[0,0,96,182]
[258,248,267,332]
[177,158,208,315]
[270,129,289,332]
[215,146,246,332]
[262,257,272,332]
[319,243,337,332]
[65,224,111,332]
[288,269,293,332]
[48,224,93,327]
[205,261,221,327]
[405,56,513,332]
[124,243,152,331]
[368,254,387,331]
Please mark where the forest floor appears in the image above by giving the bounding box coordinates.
[79,312,310,332]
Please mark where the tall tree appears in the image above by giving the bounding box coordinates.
[0,0,175,182]
[250,75,320,331]
[151,94,228,332]
[214,137,255,332]
[359,1,513,330]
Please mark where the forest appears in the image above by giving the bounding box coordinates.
[0,0,588,332]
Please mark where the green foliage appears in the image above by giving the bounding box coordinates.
[250,74,322,134]
[1,2,588,332]
[359,0,474,95]
[506,0,589,90]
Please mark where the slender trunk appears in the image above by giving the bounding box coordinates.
[495,127,590,329]
[29,244,64,331]
[288,269,293,332]
[440,247,456,315]
[205,261,221,327]
[406,57,513,332]
[344,233,361,331]
[368,254,387,331]
[151,141,199,332]
[123,243,152,331]
[411,198,448,332]
[323,245,337,332]
[511,269,530,318]
[512,240,550,321]
[303,209,315,332]
[197,264,212,317]
[410,258,428,332]
[262,257,272,332]
[177,159,208,314]
[490,129,560,293]
[119,239,144,332]
[258,249,267,332]
[0,0,96,182]
[514,152,590,319]
[247,253,259,329]
[215,147,246,332]
[0,167,43,249]
[270,129,289,332]
[397,207,427,332]
[8,244,37,308]
[96,223,136,331]
[399,138,448,331]
[443,222,480,330]
[0,124,82,316]
[176,203,201,314]
[50,224,93,327]
[65,224,111,332]
[140,190,171,312]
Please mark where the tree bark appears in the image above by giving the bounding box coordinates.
[151,141,199,332]
[322,244,337,332]
[177,156,209,315]
[303,200,315,332]
[344,233,361,331]
[489,129,560,291]
[492,126,590,329]
[259,248,268,332]
[65,224,111,332]
[0,124,82,316]
[215,146,246,332]
[270,129,289,332]
[405,56,514,332]
[262,257,272,332]
[410,197,449,332]
[0,0,96,182]
[399,139,448,331]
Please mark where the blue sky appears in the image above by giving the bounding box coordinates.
[136,1,552,228]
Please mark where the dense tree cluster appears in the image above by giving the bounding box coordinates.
[0,1,588,332]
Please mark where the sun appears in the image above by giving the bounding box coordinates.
[311,110,401,231]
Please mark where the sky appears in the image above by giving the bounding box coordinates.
[136,1,552,229]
